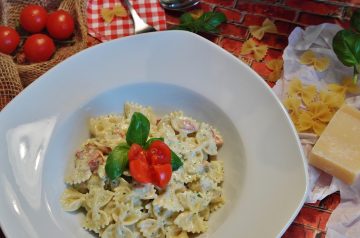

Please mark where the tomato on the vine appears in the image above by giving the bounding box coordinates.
[0,26,20,54]
[23,34,55,62]
[147,140,171,165]
[152,164,172,188]
[20,5,48,33]
[46,10,74,40]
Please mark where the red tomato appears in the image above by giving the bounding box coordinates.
[46,10,74,40]
[128,144,144,161]
[20,5,48,33]
[23,34,55,62]
[0,26,20,54]
[129,159,152,184]
[152,164,172,188]
[147,140,171,165]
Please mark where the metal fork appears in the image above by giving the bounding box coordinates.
[123,0,157,34]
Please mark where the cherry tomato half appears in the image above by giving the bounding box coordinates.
[20,5,48,33]
[129,158,152,184]
[147,140,171,165]
[46,10,74,40]
[152,164,172,188]
[128,144,144,161]
[0,26,20,54]
[23,34,55,63]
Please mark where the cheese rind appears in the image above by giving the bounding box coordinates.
[309,104,360,185]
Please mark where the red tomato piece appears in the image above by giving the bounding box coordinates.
[46,10,74,40]
[129,158,152,184]
[20,5,48,33]
[0,26,20,54]
[152,164,172,188]
[147,140,171,165]
[129,144,152,184]
[128,144,144,161]
[23,34,55,62]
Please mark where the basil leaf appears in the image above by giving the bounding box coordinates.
[105,143,130,180]
[173,11,227,34]
[351,10,360,33]
[144,137,164,149]
[200,12,226,29]
[333,29,360,67]
[126,112,150,146]
[180,13,194,25]
[171,150,183,171]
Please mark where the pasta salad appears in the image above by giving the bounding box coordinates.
[61,102,225,238]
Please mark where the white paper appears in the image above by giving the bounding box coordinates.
[273,23,360,238]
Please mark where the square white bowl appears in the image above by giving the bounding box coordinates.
[0,31,308,238]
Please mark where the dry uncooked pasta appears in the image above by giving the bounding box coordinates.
[61,102,225,237]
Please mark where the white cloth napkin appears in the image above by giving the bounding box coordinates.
[272,23,360,238]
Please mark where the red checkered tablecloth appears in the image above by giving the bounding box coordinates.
[87,0,167,41]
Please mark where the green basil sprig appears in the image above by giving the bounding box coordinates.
[105,112,183,180]
[332,10,360,83]
[105,143,130,180]
[171,151,183,171]
[126,112,150,146]
[173,12,226,34]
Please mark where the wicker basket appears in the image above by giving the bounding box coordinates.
[0,0,88,109]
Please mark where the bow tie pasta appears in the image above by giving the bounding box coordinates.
[61,102,225,237]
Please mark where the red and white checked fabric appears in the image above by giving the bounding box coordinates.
[87,0,167,41]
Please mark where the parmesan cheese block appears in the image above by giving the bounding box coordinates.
[309,104,360,185]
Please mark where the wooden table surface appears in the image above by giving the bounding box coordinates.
[1,0,359,237]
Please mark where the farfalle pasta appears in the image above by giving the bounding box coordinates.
[61,102,225,237]
[249,18,277,40]
[240,38,268,61]
[283,79,350,135]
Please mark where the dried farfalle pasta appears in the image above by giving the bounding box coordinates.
[296,102,333,135]
[101,5,127,23]
[189,9,204,19]
[299,50,330,72]
[283,96,301,115]
[240,38,268,61]
[266,59,283,82]
[249,18,277,40]
[328,76,360,96]
[287,78,317,106]
[319,90,344,110]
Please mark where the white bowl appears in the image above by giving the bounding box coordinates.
[0,31,308,238]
